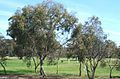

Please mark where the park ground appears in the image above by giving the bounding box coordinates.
[0,57,120,79]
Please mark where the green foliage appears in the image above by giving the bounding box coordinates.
[7,1,78,58]
[47,59,57,65]
[67,16,108,79]
[23,56,32,67]
[5,0,120,78]
[116,65,120,71]
[7,1,78,75]
[66,52,73,59]
[100,60,107,68]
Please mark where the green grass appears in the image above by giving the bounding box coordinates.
[0,57,120,78]
[0,58,34,75]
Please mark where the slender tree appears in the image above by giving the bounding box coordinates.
[81,16,107,79]
[104,40,119,78]
[67,23,85,76]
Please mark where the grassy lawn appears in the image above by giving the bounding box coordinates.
[0,57,120,78]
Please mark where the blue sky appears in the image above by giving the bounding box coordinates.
[0,0,120,45]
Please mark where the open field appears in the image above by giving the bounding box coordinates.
[0,57,120,79]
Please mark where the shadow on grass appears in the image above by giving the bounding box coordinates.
[0,69,34,75]
[60,73,78,76]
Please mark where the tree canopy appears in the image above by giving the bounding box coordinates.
[7,1,78,76]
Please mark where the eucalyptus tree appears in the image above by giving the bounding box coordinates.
[67,23,85,76]
[0,33,7,74]
[81,16,107,79]
[7,1,78,76]
[104,40,119,78]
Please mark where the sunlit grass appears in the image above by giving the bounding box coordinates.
[0,57,119,78]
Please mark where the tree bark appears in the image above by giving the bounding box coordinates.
[39,58,45,76]
[79,62,81,76]
[0,62,6,75]
[86,65,96,79]
[109,68,113,78]
[86,65,90,79]
[56,59,59,74]
[32,57,37,73]
[90,68,95,79]
[35,63,40,73]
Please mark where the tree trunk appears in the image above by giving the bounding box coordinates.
[0,62,6,75]
[32,57,37,73]
[86,66,96,79]
[35,63,40,73]
[79,62,81,76]
[56,59,59,74]
[90,68,95,79]
[40,59,43,75]
[89,77,94,79]
[109,68,113,78]
[89,67,96,79]
[39,58,45,77]
[85,65,90,79]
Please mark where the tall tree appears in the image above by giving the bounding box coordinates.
[7,1,77,77]
[67,23,85,76]
[81,16,107,79]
